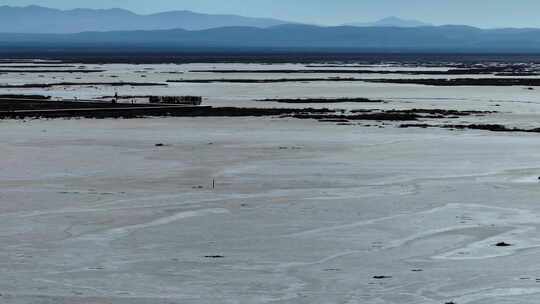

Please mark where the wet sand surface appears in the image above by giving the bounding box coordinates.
[3,117,540,303]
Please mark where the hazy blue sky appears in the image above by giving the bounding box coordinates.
[2,0,540,28]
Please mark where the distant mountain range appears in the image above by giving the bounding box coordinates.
[0,6,436,33]
[3,24,540,52]
[345,17,432,28]
[0,5,289,33]
[2,6,540,53]
[0,6,435,33]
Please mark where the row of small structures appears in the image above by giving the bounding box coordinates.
[148,95,202,105]
[0,94,207,118]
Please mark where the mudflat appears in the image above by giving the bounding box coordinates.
[3,58,540,303]
[2,117,540,303]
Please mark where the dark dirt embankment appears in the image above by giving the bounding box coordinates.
[0,94,50,100]
[0,69,105,73]
[258,98,386,104]
[0,106,335,119]
[400,123,540,133]
[0,98,334,119]
[0,82,166,89]
[0,65,77,68]
[188,67,521,75]
[167,78,362,83]
[290,108,493,122]
[0,98,500,130]
[168,77,540,85]
[0,99,149,111]
[363,78,540,86]
[292,112,420,121]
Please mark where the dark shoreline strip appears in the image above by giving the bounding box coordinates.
[0,69,105,73]
[168,77,540,85]
[0,82,167,88]
[291,113,419,121]
[400,123,540,133]
[188,68,513,75]
[363,78,540,86]
[0,65,77,68]
[167,78,362,83]
[0,106,333,119]
[258,98,386,104]
[0,98,499,129]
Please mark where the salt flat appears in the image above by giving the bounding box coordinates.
[2,116,540,303]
